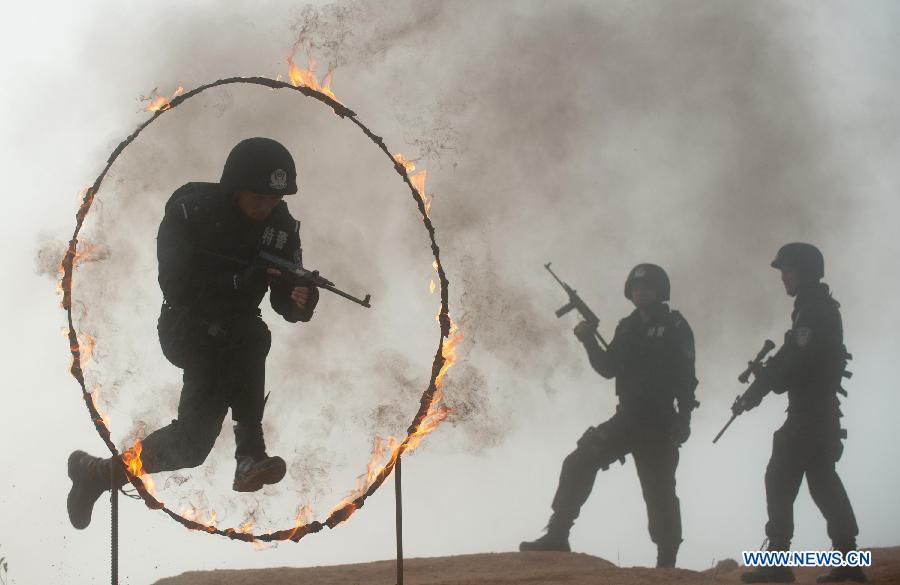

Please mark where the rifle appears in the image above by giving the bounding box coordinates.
[544,262,608,349]
[712,339,776,444]
[200,249,372,308]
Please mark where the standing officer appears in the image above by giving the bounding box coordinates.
[737,243,865,583]
[67,137,319,529]
[520,264,698,568]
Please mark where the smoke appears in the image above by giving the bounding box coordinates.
[32,0,869,536]
[288,1,448,70]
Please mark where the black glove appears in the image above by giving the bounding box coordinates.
[672,412,691,444]
[737,378,768,413]
[573,320,597,343]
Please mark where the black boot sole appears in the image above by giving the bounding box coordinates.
[816,568,868,583]
[518,539,571,552]
[233,457,287,492]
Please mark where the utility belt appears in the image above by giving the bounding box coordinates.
[161,302,262,335]
[158,302,265,367]
[616,392,679,418]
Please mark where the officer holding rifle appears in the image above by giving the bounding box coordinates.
[521,263,698,568]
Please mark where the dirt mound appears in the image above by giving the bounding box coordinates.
[153,547,900,585]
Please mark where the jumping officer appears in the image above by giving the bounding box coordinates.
[520,264,698,568]
[67,137,319,529]
[737,243,865,583]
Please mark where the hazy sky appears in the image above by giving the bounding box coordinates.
[1,1,899,584]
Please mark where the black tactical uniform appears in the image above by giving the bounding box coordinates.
[740,243,864,584]
[67,138,318,530]
[144,180,318,474]
[521,264,698,568]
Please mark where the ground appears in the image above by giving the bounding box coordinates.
[153,546,900,584]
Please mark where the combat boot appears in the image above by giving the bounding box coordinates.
[741,540,795,583]
[67,450,127,529]
[657,542,679,568]
[232,422,286,492]
[233,454,287,492]
[815,566,867,583]
[519,514,572,552]
[518,531,571,552]
[817,541,868,582]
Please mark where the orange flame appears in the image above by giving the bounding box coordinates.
[436,319,462,390]
[237,515,272,549]
[145,86,184,113]
[286,54,338,101]
[63,240,99,271]
[404,318,460,452]
[57,234,100,307]
[329,436,400,519]
[63,329,97,369]
[58,239,99,284]
[411,169,430,214]
[393,153,416,174]
[79,332,96,365]
[287,503,315,540]
[429,279,436,294]
[393,153,431,214]
[122,440,155,495]
[90,385,111,428]
[179,505,218,532]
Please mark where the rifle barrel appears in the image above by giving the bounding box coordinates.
[712,414,737,444]
[199,249,372,308]
[544,262,567,288]
[546,261,608,349]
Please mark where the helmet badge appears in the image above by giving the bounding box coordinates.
[270,168,288,190]
[633,266,646,278]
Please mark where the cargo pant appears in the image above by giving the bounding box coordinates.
[141,309,272,473]
[550,408,682,547]
[764,415,859,549]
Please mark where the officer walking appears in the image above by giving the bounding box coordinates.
[67,137,319,529]
[736,244,864,583]
[520,264,698,568]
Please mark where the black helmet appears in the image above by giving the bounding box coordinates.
[220,137,298,195]
[770,243,824,280]
[624,263,670,302]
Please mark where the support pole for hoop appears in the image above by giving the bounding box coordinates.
[395,455,404,585]
[110,466,119,585]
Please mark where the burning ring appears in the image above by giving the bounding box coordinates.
[59,74,457,542]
